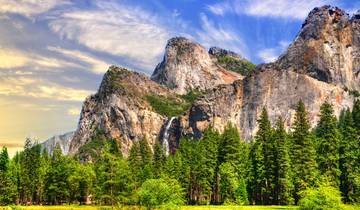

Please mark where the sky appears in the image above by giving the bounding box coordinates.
[0,0,359,156]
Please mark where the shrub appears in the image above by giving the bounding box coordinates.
[138,178,184,209]
[299,183,344,210]
[144,90,203,117]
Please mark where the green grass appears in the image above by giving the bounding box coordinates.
[1,205,357,210]
[217,55,256,76]
[1,206,296,210]
[144,90,203,117]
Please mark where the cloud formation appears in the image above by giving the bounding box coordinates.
[196,13,248,58]
[0,76,92,101]
[0,0,70,17]
[207,0,334,20]
[257,40,290,63]
[48,46,110,74]
[48,1,170,70]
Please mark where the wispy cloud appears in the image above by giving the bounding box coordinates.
[0,76,92,101]
[196,13,248,58]
[0,0,70,17]
[0,47,80,70]
[48,46,110,74]
[67,107,80,116]
[48,1,170,70]
[257,40,291,63]
[207,0,334,20]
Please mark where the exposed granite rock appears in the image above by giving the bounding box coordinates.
[69,66,173,157]
[182,6,359,140]
[151,37,243,94]
[40,131,74,155]
[277,6,360,91]
[68,6,360,157]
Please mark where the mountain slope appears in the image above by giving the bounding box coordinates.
[182,6,358,140]
[151,37,243,94]
[67,5,359,157]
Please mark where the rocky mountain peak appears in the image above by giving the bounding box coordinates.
[151,37,242,94]
[277,5,360,91]
[208,47,243,60]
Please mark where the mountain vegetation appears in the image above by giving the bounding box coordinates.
[1,100,359,209]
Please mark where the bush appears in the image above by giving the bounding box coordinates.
[299,183,344,210]
[144,90,203,117]
[138,178,184,209]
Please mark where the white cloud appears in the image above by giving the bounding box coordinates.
[0,0,70,17]
[207,0,335,20]
[0,76,92,101]
[67,107,80,116]
[196,13,248,58]
[48,46,110,74]
[257,40,291,63]
[48,1,170,70]
[0,47,80,70]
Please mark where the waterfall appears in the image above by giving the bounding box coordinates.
[162,117,175,156]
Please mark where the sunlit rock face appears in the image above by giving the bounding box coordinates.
[69,66,171,157]
[41,131,75,155]
[182,6,359,140]
[151,37,242,94]
[69,6,359,157]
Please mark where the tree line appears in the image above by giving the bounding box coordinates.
[0,99,359,207]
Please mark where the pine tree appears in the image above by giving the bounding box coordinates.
[153,141,166,178]
[218,123,241,166]
[352,99,360,132]
[249,108,274,204]
[0,147,16,205]
[315,101,340,186]
[197,127,220,204]
[339,109,360,203]
[273,117,293,205]
[44,144,72,205]
[291,100,317,204]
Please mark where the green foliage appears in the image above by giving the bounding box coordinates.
[299,183,344,210]
[291,100,318,204]
[78,130,121,160]
[338,109,360,203]
[315,102,340,186]
[139,178,184,209]
[217,55,256,76]
[352,100,360,132]
[144,90,203,117]
[94,143,132,206]
[273,117,293,205]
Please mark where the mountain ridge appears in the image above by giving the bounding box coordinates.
[42,5,359,158]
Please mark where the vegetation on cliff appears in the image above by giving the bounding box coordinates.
[0,100,359,209]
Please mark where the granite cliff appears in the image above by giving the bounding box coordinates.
[61,5,359,158]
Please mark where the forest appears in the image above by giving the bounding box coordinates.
[0,99,359,209]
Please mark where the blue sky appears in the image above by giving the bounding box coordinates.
[0,0,359,155]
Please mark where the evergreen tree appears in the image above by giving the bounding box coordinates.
[352,99,360,132]
[153,141,166,178]
[291,100,317,204]
[44,144,71,204]
[339,109,360,203]
[197,127,220,204]
[0,147,16,205]
[315,101,340,186]
[249,139,265,205]
[273,117,293,205]
[95,143,132,206]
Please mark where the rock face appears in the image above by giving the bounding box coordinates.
[182,6,359,140]
[151,37,243,94]
[69,66,176,157]
[68,6,359,157]
[40,131,74,155]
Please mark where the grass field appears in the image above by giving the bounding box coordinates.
[0,205,358,210]
[0,205,298,210]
